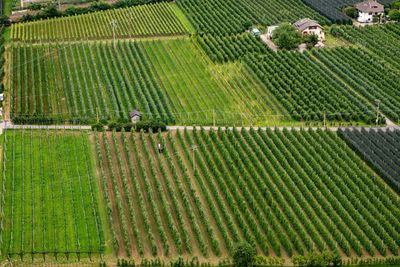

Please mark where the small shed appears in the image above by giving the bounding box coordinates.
[130,110,142,124]
[0,94,4,101]
[251,28,261,37]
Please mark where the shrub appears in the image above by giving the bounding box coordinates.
[272,23,301,50]
[343,6,357,18]
[232,242,257,267]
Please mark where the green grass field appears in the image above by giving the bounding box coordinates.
[0,129,104,260]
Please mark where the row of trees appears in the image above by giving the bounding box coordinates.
[196,33,269,63]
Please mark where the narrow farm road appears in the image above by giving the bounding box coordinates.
[0,121,398,134]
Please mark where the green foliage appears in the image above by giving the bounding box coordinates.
[391,0,400,9]
[302,34,319,49]
[343,6,357,18]
[27,2,43,10]
[107,120,167,132]
[196,33,269,63]
[232,242,257,267]
[292,251,341,266]
[272,23,301,50]
[92,122,105,131]
[388,9,400,21]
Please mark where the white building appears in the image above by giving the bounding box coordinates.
[293,18,325,42]
[355,0,384,23]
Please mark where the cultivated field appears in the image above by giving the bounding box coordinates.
[8,37,289,125]
[0,129,104,260]
[8,41,174,123]
[245,52,376,123]
[312,47,400,123]
[10,2,190,42]
[339,128,400,191]
[142,38,288,125]
[94,128,400,260]
[178,0,329,34]
[337,24,400,71]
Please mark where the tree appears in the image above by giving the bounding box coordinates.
[303,34,319,49]
[232,242,257,267]
[391,0,400,9]
[388,9,400,21]
[272,23,301,50]
[343,6,357,18]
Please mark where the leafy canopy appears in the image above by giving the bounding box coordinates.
[272,23,301,50]
[232,242,257,267]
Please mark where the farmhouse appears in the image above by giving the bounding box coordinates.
[355,0,384,23]
[293,18,325,41]
[130,110,142,123]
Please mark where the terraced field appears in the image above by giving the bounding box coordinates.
[94,128,400,259]
[0,129,104,260]
[10,2,191,42]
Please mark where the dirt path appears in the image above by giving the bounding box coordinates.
[260,34,278,52]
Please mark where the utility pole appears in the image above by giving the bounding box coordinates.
[375,99,381,126]
[212,109,215,127]
[110,19,117,50]
[191,145,198,171]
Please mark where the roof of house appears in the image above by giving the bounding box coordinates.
[355,0,384,13]
[130,110,142,117]
[293,18,322,32]
[252,28,260,34]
